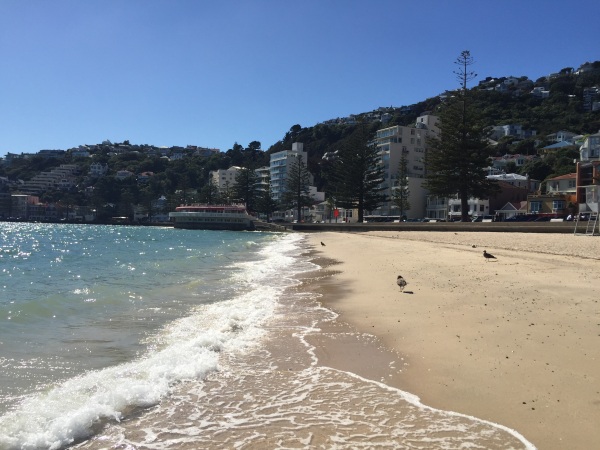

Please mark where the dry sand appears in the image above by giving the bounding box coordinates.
[305,230,600,450]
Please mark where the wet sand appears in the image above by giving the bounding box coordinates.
[306,231,600,450]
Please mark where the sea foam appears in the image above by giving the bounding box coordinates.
[0,232,305,450]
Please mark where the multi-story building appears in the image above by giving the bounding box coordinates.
[373,114,439,218]
[210,166,241,193]
[19,164,80,195]
[269,142,310,202]
[490,124,537,141]
[254,166,270,193]
[89,162,108,177]
[576,131,600,214]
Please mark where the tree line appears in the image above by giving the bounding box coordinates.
[2,54,599,222]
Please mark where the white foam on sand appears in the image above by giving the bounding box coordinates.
[0,233,308,450]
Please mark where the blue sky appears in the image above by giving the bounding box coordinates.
[1,0,599,158]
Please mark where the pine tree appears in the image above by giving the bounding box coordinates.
[424,51,497,221]
[233,167,259,212]
[281,156,313,222]
[330,123,387,222]
[199,177,220,204]
[391,155,410,219]
[255,175,279,221]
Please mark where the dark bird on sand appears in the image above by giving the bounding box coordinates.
[396,275,407,291]
[483,250,497,261]
[321,241,326,246]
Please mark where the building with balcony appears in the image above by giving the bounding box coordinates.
[210,166,241,192]
[269,142,310,202]
[576,131,600,214]
[373,114,439,218]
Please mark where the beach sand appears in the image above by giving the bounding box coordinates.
[305,231,600,450]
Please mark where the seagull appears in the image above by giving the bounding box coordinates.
[483,250,497,262]
[320,241,326,246]
[396,275,407,291]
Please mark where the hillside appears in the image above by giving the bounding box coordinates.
[1,61,600,217]
[264,62,600,189]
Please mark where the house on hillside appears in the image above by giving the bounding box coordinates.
[491,154,535,172]
[546,130,579,144]
[89,162,108,177]
[115,170,134,180]
[490,125,537,141]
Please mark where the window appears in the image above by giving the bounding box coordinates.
[530,201,542,212]
[553,200,565,210]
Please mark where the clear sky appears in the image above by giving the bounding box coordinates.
[1,0,599,158]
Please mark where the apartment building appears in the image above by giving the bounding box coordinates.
[19,164,80,195]
[269,142,310,202]
[576,131,600,214]
[373,114,439,218]
[209,166,241,192]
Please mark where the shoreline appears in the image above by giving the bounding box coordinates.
[305,231,600,450]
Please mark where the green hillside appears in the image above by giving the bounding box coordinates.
[1,60,599,219]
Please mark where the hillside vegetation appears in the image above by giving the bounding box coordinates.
[1,61,600,216]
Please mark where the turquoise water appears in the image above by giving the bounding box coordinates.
[0,223,536,450]
[0,223,274,412]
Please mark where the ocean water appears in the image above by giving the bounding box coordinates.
[0,223,535,450]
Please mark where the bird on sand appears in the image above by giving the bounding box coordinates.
[320,241,326,246]
[483,250,497,262]
[396,275,407,291]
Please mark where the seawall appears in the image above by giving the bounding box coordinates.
[290,221,585,234]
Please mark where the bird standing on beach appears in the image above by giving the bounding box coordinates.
[321,241,326,246]
[396,275,407,291]
[483,250,497,262]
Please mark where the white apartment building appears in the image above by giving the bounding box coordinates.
[210,166,241,192]
[254,166,270,192]
[269,142,310,202]
[373,114,440,218]
[579,131,600,160]
[19,164,80,194]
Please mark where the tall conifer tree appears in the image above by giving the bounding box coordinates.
[330,123,387,222]
[281,156,313,222]
[424,51,497,221]
[233,167,259,212]
[392,155,411,219]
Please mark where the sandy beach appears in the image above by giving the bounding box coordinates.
[306,230,600,450]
